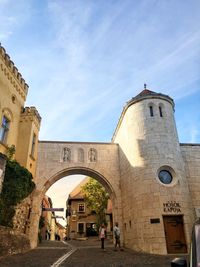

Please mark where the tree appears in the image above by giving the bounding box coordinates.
[81,178,109,227]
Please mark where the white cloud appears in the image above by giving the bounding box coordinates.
[46,175,85,226]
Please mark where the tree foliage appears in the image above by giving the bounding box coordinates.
[81,178,109,226]
[0,160,35,227]
[6,145,16,160]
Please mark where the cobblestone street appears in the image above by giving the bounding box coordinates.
[0,238,188,267]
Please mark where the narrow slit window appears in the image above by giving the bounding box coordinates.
[0,115,10,143]
[149,106,154,117]
[31,133,36,157]
[159,106,163,117]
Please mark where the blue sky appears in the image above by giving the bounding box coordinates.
[1,0,200,144]
[1,0,200,226]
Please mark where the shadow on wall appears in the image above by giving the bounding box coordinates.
[0,226,31,258]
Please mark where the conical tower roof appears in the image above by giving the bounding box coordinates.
[112,85,174,141]
[129,85,173,104]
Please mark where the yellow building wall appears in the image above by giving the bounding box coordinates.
[15,107,41,178]
[69,200,97,238]
[0,46,27,155]
[0,44,41,178]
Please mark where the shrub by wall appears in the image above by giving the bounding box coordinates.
[0,160,35,227]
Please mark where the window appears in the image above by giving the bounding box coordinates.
[31,133,36,157]
[158,170,173,184]
[0,115,10,143]
[78,222,84,233]
[78,203,85,213]
[159,106,163,117]
[149,106,154,117]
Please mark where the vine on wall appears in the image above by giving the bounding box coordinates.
[0,160,35,227]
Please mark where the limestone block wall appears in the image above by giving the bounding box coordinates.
[113,95,194,254]
[12,196,32,234]
[181,144,200,211]
[0,226,30,258]
[29,141,123,248]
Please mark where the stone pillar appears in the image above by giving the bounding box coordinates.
[27,190,42,248]
[0,153,7,193]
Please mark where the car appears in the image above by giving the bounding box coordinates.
[171,219,200,267]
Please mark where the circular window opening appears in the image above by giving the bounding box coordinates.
[158,170,173,184]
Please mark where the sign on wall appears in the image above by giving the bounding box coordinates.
[163,201,181,213]
[42,208,64,212]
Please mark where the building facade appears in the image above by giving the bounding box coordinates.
[66,177,99,239]
[34,89,200,255]
[0,44,41,180]
[0,44,41,235]
[112,89,198,254]
[40,196,53,241]
[1,44,200,255]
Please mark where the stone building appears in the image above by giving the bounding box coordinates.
[40,196,53,240]
[34,88,200,255]
[66,177,98,239]
[66,177,113,240]
[0,44,41,234]
[55,222,66,241]
[40,196,66,241]
[0,44,41,180]
[1,44,200,255]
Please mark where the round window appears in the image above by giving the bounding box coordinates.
[158,170,173,184]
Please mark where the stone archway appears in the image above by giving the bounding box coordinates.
[28,141,123,248]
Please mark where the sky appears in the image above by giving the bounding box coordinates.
[1,0,200,225]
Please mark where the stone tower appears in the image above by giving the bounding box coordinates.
[15,107,41,179]
[112,88,194,254]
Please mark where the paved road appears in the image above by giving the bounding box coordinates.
[0,238,188,267]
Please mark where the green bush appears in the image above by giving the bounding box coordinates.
[0,160,35,227]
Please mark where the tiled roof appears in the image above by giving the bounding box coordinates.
[129,88,172,103]
[135,89,158,97]
[68,177,90,199]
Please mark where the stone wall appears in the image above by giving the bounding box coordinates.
[0,226,30,258]
[181,144,200,210]
[29,141,123,249]
[113,94,194,254]
[12,196,32,234]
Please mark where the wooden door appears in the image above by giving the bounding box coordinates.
[163,215,187,254]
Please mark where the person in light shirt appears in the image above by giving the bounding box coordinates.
[113,222,123,251]
[99,224,107,251]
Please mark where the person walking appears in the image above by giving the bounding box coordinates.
[99,223,106,251]
[113,222,123,251]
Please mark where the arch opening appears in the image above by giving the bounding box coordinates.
[37,167,116,243]
[43,167,116,198]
